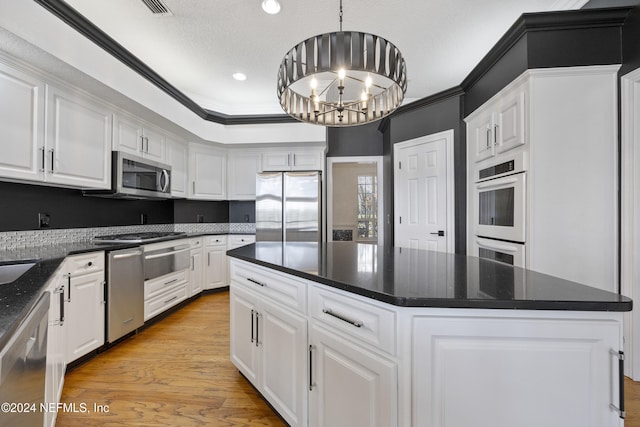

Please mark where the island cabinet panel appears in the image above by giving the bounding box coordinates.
[309,323,398,427]
[412,311,624,427]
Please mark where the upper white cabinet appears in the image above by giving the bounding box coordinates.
[45,85,112,189]
[113,113,166,163]
[466,81,527,163]
[188,142,227,200]
[227,150,261,200]
[166,136,188,198]
[0,61,45,182]
[262,148,324,171]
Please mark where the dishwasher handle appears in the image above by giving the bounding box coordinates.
[112,250,143,260]
[144,245,190,260]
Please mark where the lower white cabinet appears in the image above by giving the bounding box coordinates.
[226,234,256,285]
[144,270,189,321]
[44,273,66,427]
[189,238,204,296]
[65,270,105,363]
[412,311,624,427]
[308,323,397,427]
[230,284,308,427]
[205,235,227,289]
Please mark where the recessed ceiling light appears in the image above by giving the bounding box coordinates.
[232,72,247,81]
[262,0,281,15]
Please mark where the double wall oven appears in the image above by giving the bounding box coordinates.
[471,153,527,267]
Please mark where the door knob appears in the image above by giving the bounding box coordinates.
[430,230,445,237]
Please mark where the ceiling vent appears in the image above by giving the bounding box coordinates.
[140,0,173,16]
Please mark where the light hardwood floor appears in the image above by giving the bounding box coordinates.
[58,291,640,426]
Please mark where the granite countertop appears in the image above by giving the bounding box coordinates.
[226,242,633,312]
[0,231,253,350]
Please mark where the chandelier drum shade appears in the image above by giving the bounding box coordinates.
[277,17,407,126]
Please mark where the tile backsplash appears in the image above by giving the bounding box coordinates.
[0,223,256,250]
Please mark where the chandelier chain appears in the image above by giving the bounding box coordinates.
[339,0,343,32]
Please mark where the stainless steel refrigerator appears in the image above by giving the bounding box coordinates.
[256,171,322,242]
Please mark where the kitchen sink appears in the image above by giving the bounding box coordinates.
[0,262,37,285]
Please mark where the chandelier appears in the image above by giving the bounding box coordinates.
[277,0,407,127]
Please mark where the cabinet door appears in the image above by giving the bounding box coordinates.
[228,151,261,199]
[469,111,495,163]
[113,113,143,155]
[142,126,166,162]
[46,86,111,189]
[0,63,45,182]
[309,324,397,427]
[412,315,622,427]
[45,280,66,427]
[230,286,260,384]
[205,247,227,289]
[291,150,323,171]
[262,151,292,171]
[189,144,226,199]
[260,300,308,427]
[496,89,526,154]
[65,271,105,363]
[166,138,188,198]
[190,248,203,296]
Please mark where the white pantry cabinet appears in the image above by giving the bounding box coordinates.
[227,150,261,200]
[0,61,46,183]
[45,85,112,189]
[262,148,324,171]
[113,112,166,163]
[188,142,227,200]
[166,136,188,198]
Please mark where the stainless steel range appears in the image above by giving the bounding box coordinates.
[94,231,186,244]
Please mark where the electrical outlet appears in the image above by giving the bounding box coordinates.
[197,214,204,223]
[140,213,148,225]
[38,213,50,228]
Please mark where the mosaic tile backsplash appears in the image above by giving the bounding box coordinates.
[0,223,256,250]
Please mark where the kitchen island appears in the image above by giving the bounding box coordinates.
[226,242,632,427]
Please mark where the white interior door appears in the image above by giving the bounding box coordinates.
[394,130,454,252]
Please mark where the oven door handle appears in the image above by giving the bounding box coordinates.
[476,176,520,190]
[144,245,190,260]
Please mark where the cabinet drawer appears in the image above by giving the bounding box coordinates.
[310,285,397,355]
[144,284,188,321]
[189,237,203,249]
[228,235,255,249]
[65,251,105,276]
[205,235,227,246]
[231,260,307,314]
[144,270,189,299]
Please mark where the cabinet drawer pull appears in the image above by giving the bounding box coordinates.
[255,312,261,347]
[164,278,178,286]
[58,285,65,325]
[164,295,178,304]
[40,147,45,172]
[247,278,266,287]
[309,344,315,391]
[322,308,363,328]
[66,274,71,302]
[610,349,626,419]
[250,309,255,343]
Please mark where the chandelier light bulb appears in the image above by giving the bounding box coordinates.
[365,75,372,89]
[310,78,318,90]
[338,69,346,81]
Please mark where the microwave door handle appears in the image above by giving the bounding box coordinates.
[160,169,170,192]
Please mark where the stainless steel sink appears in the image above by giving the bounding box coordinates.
[0,262,37,285]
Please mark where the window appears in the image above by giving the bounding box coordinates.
[357,175,378,241]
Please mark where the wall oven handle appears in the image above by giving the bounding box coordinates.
[476,175,520,190]
[475,238,520,253]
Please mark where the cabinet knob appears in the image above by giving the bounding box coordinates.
[87,261,93,267]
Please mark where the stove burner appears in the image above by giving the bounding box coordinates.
[94,231,186,244]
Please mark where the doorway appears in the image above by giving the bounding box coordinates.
[394,129,455,253]
[327,157,384,244]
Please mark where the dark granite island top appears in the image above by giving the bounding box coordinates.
[226,242,632,312]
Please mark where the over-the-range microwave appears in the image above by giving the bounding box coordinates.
[83,151,172,199]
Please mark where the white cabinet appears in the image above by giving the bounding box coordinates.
[262,148,323,171]
[144,270,189,320]
[227,150,262,200]
[204,235,227,289]
[113,113,166,163]
[230,272,308,427]
[467,82,527,163]
[412,311,623,427]
[61,251,106,364]
[166,137,188,198]
[189,142,227,200]
[0,61,46,183]
[44,273,67,427]
[45,85,112,189]
[189,237,204,296]
[309,323,397,427]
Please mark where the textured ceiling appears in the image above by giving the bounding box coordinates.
[62,0,587,116]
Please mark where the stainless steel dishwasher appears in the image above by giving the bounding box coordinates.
[0,292,49,427]
[107,248,144,343]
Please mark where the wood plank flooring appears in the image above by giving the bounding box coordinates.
[58,291,640,426]
[57,292,285,426]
